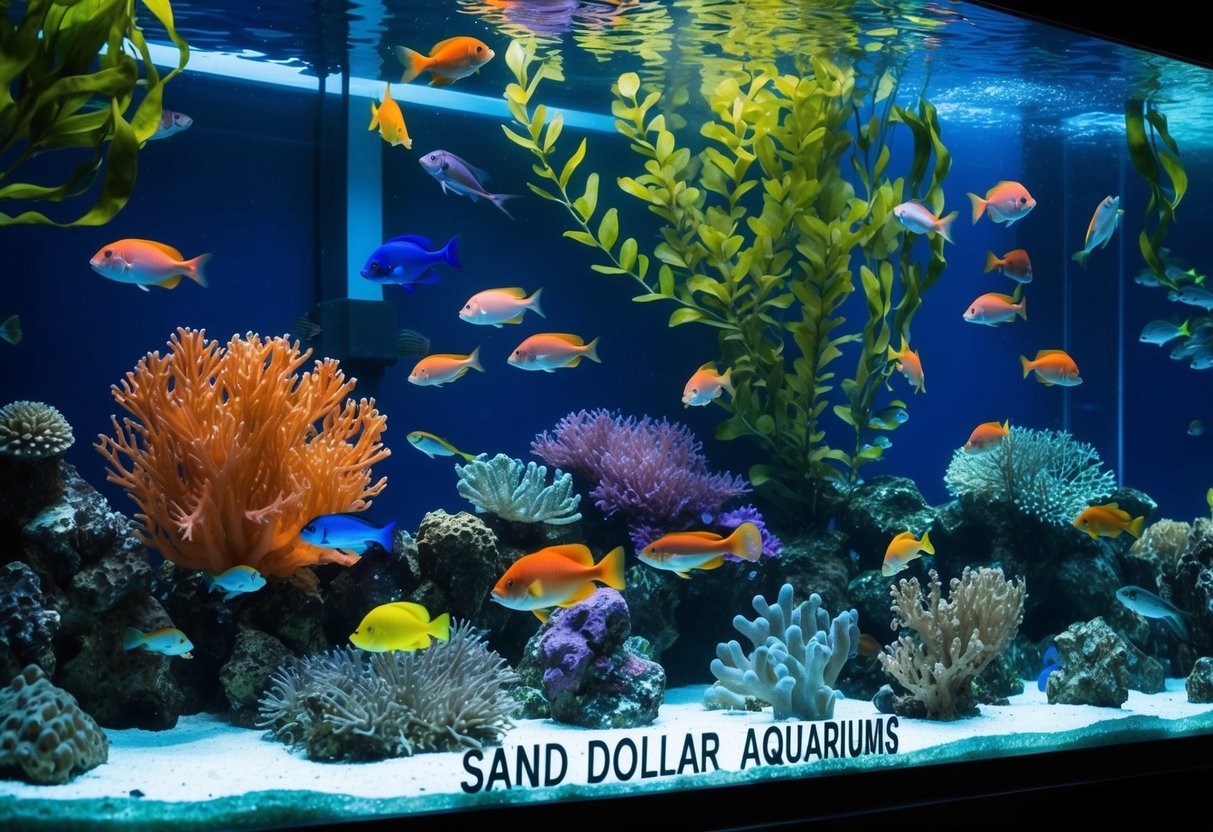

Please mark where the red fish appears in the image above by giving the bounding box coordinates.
[984,249,1033,283]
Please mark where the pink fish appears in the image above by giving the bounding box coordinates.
[967,181,1036,226]
[459,287,544,327]
[962,291,1027,326]
[89,239,211,291]
[507,333,600,372]
[408,347,484,386]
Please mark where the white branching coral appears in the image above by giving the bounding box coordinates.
[943,426,1115,526]
[455,452,581,525]
[879,567,1026,720]
[705,583,858,721]
[257,620,519,761]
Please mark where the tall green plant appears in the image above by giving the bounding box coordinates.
[0,0,189,227]
[1125,98,1187,290]
[502,38,948,522]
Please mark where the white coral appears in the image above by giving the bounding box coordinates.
[455,453,581,525]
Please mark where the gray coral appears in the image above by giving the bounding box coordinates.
[0,664,108,784]
[455,452,581,525]
[943,426,1115,526]
[705,583,858,721]
[257,619,519,761]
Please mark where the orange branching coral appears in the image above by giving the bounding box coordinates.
[95,328,391,577]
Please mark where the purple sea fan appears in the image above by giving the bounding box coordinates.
[531,408,750,534]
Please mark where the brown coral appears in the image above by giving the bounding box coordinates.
[94,328,390,577]
[0,664,108,784]
[0,400,74,459]
[1130,518,1191,590]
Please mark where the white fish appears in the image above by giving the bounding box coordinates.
[893,200,958,244]
[1072,196,1123,268]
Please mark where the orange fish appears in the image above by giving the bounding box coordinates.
[89,239,211,291]
[637,522,763,578]
[408,347,483,386]
[1021,349,1082,387]
[887,335,925,394]
[490,544,625,622]
[882,530,934,577]
[682,362,734,407]
[963,420,1009,453]
[984,249,1033,283]
[967,181,1036,226]
[508,333,600,372]
[1073,503,1145,540]
[962,290,1026,326]
[395,37,495,87]
[857,633,882,658]
[368,82,411,148]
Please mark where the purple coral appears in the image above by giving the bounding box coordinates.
[531,409,750,539]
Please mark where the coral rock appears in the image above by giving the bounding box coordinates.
[1186,657,1213,704]
[1174,518,1213,659]
[415,510,501,623]
[0,665,107,785]
[1046,617,1131,708]
[220,628,294,727]
[0,563,60,681]
[838,477,935,568]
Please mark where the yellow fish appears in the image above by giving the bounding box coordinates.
[349,601,451,652]
[408,347,483,386]
[882,530,934,577]
[407,430,476,461]
[1073,503,1145,540]
[369,82,412,149]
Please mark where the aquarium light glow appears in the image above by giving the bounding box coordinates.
[142,43,616,133]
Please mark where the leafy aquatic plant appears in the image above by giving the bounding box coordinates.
[0,0,189,226]
[501,37,949,522]
[1125,98,1187,289]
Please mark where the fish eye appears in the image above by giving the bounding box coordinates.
[104,250,112,258]
[475,45,483,53]
[429,154,437,162]
[367,626,373,633]
[506,580,514,588]
[369,263,379,273]
[1020,196,1028,204]
[304,523,315,533]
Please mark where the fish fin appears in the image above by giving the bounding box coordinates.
[398,329,430,356]
[374,519,398,551]
[1072,250,1090,269]
[158,274,183,289]
[1180,319,1192,337]
[1129,516,1145,538]
[527,579,545,599]
[414,270,443,286]
[936,211,958,244]
[967,193,986,224]
[730,522,764,562]
[0,314,21,345]
[292,316,322,340]
[699,555,726,571]
[673,531,727,541]
[1018,294,1027,321]
[560,583,598,606]
[386,233,436,248]
[502,312,527,325]
[547,333,586,346]
[429,74,458,88]
[488,193,519,219]
[543,544,596,565]
[720,367,734,396]
[528,287,545,318]
[597,546,627,590]
[583,336,602,363]
[387,601,432,621]
[498,287,528,298]
[458,450,476,462]
[135,239,185,260]
[920,530,935,556]
[441,235,462,269]
[368,99,380,130]
[675,571,693,580]
[185,253,211,287]
[533,608,550,623]
[395,45,428,83]
[467,345,484,373]
[123,628,144,651]
[891,530,915,542]
[430,612,451,642]
[983,251,1000,273]
[1036,375,1054,386]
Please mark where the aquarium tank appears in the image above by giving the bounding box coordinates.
[2,0,1213,829]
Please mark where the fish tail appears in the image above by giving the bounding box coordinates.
[123,627,143,651]
[375,519,398,552]
[732,521,764,562]
[1018,295,1027,321]
[1072,250,1089,269]
[368,99,380,130]
[967,192,986,224]
[395,45,428,83]
[527,286,545,318]
[720,366,735,396]
[598,546,627,590]
[441,235,462,270]
[488,193,519,220]
[0,314,21,345]
[983,251,999,273]
[1180,319,1192,337]
[458,450,476,462]
[1128,515,1145,538]
[185,253,212,287]
[920,530,935,556]
[583,336,602,363]
[936,211,958,244]
[430,612,451,642]
[1020,355,1032,379]
[467,345,484,373]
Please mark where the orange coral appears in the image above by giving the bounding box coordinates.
[95,328,391,577]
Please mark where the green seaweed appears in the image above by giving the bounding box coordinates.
[1124,98,1187,289]
[0,0,189,227]
[502,37,949,523]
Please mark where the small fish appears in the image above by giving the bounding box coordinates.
[147,109,193,141]
[0,314,20,345]
[1169,286,1213,310]
[887,335,925,394]
[508,333,600,372]
[1020,349,1081,387]
[1115,585,1191,641]
[1072,195,1123,268]
[409,348,484,386]
[967,181,1036,226]
[491,544,626,622]
[682,362,734,407]
[962,290,1026,326]
[349,601,451,652]
[638,522,764,579]
[1140,319,1191,346]
[360,234,460,289]
[882,530,934,576]
[892,200,958,243]
[1037,644,1062,692]
[300,513,398,555]
[369,82,412,149]
[407,430,476,461]
[1073,503,1145,540]
[201,565,266,601]
[1190,419,1204,437]
[868,403,909,430]
[90,239,211,291]
[963,419,1009,454]
[419,149,519,218]
[857,634,882,658]
[396,37,495,87]
[459,287,544,327]
[291,317,431,357]
[983,249,1033,283]
[124,627,194,658]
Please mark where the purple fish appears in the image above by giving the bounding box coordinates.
[360,234,460,290]
[148,109,193,141]
[419,149,519,219]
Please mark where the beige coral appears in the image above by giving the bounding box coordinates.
[1130,519,1191,590]
[0,664,108,784]
[0,400,74,459]
[878,566,1026,720]
[94,328,390,577]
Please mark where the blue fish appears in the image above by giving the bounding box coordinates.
[300,514,398,555]
[1037,644,1062,692]
[360,234,460,289]
[201,565,267,602]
